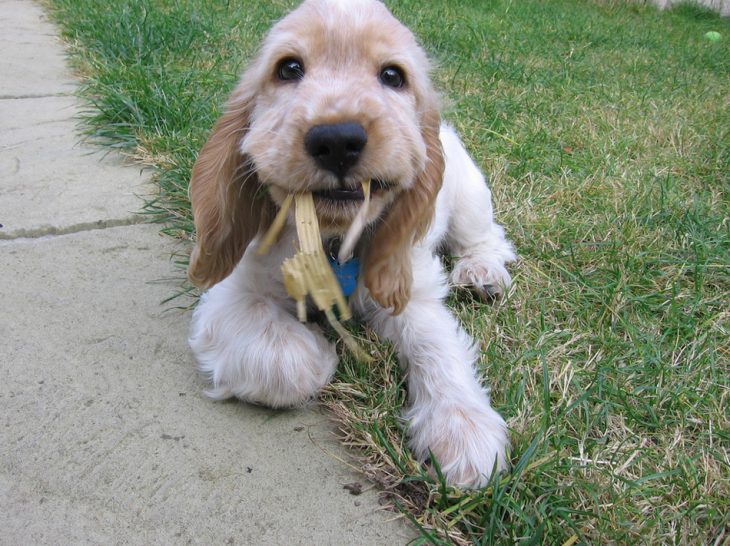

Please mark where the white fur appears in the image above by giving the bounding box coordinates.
[189,0,516,488]
[190,125,516,488]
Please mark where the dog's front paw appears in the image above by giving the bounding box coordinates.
[450,253,512,301]
[407,402,509,488]
[191,309,339,408]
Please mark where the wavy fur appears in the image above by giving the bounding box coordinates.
[188,0,517,488]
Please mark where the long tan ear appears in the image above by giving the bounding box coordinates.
[188,91,272,289]
[364,105,445,314]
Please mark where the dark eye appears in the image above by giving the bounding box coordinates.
[277,58,304,81]
[379,65,405,88]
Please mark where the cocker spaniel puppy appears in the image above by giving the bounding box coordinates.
[188,0,516,488]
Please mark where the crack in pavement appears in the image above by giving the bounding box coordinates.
[0,92,72,100]
[0,216,147,242]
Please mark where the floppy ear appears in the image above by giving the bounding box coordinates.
[363,101,445,314]
[188,88,273,289]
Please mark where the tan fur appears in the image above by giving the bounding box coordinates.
[188,90,274,289]
[188,0,445,312]
[188,0,516,488]
[364,105,445,313]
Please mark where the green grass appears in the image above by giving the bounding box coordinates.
[47,0,729,543]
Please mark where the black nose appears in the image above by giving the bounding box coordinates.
[304,122,367,178]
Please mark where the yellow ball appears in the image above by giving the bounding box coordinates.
[704,31,721,42]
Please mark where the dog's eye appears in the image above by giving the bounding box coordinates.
[379,66,405,88]
[277,58,305,81]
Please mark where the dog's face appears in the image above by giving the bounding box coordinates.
[189,0,445,313]
[241,0,431,231]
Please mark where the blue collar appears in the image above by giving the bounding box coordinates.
[328,256,360,297]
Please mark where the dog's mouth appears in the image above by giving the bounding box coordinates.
[313,179,392,202]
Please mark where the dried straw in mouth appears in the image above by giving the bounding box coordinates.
[257,183,372,361]
[338,178,371,263]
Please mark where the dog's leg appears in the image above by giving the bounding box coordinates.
[355,247,509,488]
[440,127,516,301]
[189,250,338,408]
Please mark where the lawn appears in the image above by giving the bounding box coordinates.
[46,0,729,543]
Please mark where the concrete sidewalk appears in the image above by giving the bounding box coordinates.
[0,2,413,544]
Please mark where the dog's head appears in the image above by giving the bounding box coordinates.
[189,0,444,313]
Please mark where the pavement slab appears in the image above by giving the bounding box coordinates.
[0,226,410,545]
[0,1,414,543]
[0,94,146,238]
[0,0,77,98]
